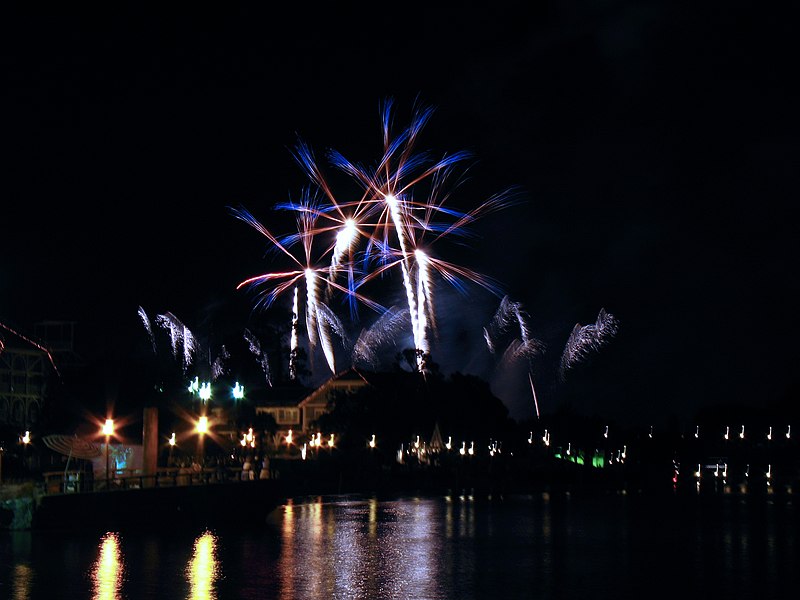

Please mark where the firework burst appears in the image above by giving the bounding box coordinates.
[233,97,520,380]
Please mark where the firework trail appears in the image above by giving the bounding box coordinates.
[0,320,60,378]
[559,308,619,381]
[351,305,410,368]
[243,328,272,386]
[138,306,157,353]
[289,286,299,380]
[314,300,350,373]
[529,372,541,419]
[154,311,196,373]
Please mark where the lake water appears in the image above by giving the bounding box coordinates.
[0,490,797,599]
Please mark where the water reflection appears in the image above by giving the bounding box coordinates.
[91,532,124,600]
[1,493,797,599]
[186,530,220,600]
[273,495,477,598]
[11,563,33,600]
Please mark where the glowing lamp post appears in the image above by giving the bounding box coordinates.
[168,432,176,465]
[102,418,114,488]
[196,415,209,465]
[21,431,31,474]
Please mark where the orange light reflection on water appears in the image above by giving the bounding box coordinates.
[91,532,124,600]
[12,563,33,600]
[186,530,220,600]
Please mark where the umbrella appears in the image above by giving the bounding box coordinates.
[42,434,101,460]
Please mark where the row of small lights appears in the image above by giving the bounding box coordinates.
[702,425,791,441]
[14,419,792,462]
[692,462,775,486]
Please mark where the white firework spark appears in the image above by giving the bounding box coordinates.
[211,345,230,380]
[352,306,410,368]
[314,300,348,374]
[138,306,157,353]
[243,328,272,386]
[484,296,544,361]
[289,286,299,380]
[559,308,619,381]
[154,312,196,373]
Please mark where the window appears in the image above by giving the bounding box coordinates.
[276,408,299,424]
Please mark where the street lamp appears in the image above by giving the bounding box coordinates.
[195,415,209,465]
[21,431,30,475]
[168,432,176,465]
[102,418,114,488]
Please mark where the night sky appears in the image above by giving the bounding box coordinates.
[2,2,797,429]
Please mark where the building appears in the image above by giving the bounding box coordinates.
[0,320,83,433]
[255,367,373,441]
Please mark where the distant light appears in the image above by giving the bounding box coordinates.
[233,382,245,400]
[102,419,114,437]
[22,431,31,445]
[368,434,376,449]
[199,382,212,402]
[285,429,293,445]
[445,436,452,450]
[188,376,199,394]
[196,416,208,434]
[169,432,176,447]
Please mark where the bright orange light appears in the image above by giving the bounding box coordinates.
[196,416,209,434]
[102,419,114,437]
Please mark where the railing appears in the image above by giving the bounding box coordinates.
[40,466,257,495]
